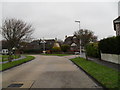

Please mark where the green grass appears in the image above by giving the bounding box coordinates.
[0,56,35,71]
[70,57,120,89]
[0,55,20,62]
[41,53,73,56]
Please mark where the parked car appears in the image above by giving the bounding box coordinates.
[1,49,9,55]
[75,52,80,55]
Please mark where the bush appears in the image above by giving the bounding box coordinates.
[23,49,41,54]
[86,43,100,58]
[98,36,120,54]
[61,44,70,52]
[52,47,61,53]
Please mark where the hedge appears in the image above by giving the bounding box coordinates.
[23,49,41,54]
[86,43,100,58]
[61,44,70,52]
[98,36,120,55]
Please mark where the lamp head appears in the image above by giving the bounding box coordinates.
[75,20,80,23]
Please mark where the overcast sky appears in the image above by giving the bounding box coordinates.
[1,1,119,41]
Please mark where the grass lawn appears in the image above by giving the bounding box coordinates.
[0,55,20,62]
[0,56,35,71]
[70,57,120,89]
[41,53,73,56]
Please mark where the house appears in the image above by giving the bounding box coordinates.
[113,16,120,36]
[70,43,78,52]
[44,39,55,50]
[24,39,56,53]
[64,35,79,52]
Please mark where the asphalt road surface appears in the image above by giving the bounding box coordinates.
[2,55,103,89]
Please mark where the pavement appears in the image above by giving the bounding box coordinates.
[78,53,120,72]
[1,55,103,89]
[88,57,120,72]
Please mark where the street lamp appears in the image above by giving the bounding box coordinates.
[75,20,81,56]
[40,38,46,54]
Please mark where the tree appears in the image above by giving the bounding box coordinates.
[74,29,97,60]
[1,18,34,61]
[1,40,8,49]
[74,29,97,47]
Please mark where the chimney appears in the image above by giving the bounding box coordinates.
[65,35,67,39]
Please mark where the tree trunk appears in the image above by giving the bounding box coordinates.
[8,50,13,62]
[85,51,88,60]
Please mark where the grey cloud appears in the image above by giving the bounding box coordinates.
[1,2,118,40]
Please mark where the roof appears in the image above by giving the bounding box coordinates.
[45,39,55,41]
[113,16,120,24]
[71,43,77,46]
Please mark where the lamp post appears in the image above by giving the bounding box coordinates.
[40,38,46,54]
[75,20,81,56]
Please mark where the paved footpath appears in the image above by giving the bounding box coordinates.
[2,55,103,89]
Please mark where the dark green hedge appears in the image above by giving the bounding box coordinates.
[98,36,120,55]
[23,49,41,54]
[61,44,70,52]
[86,43,100,58]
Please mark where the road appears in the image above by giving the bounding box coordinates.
[2,55,103,89]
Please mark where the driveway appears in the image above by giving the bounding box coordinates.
[2,55,103,89]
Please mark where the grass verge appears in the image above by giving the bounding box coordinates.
[41,53,72,56]
[0,56,35,71]
[70,57,120,89]
[0,55,20,62]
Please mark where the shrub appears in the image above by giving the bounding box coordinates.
[23,49,41,54]
[61,44,70,52]
[98,36,120,55]
[86,43,100,58]
[52,47,61,52]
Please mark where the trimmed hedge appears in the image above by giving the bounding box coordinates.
[98,36,120,55]
[61,44,70,52]
[86,43,100,58]
[23,49,41,54]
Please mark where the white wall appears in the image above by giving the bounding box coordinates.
[101,53,120,64]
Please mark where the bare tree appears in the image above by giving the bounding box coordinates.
[1,18,34,61]
[74,29,97,60]
[74,29,97,47]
